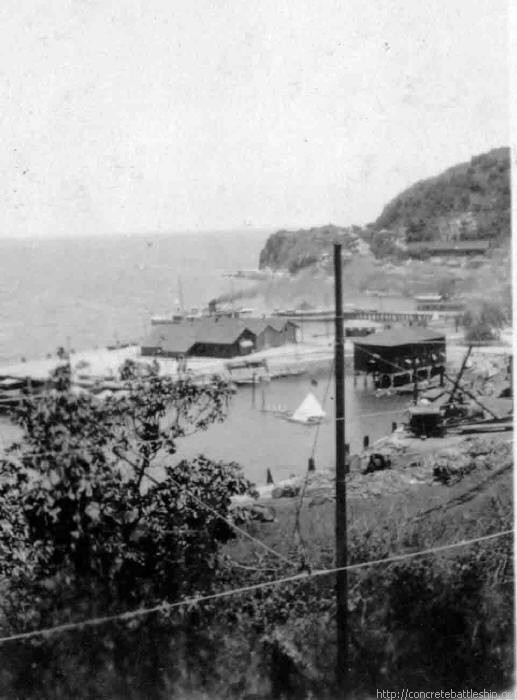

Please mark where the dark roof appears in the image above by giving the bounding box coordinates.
[244,317,298,333]
[143,324,198,354]
[407,240,490,253]
[353,328,445,348]
[194,317,258,344]
[143,317,296,353]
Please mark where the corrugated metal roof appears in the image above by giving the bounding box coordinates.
[353,328,445,348]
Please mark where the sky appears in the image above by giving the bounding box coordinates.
[0,0,510,238]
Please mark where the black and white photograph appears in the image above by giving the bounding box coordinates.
[0,1,513,698]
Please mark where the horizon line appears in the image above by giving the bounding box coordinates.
[0,222,369,242]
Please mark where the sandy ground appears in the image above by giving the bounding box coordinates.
[0,341,335,382]
[0,322,510,386]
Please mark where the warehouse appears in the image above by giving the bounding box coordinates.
[141,317,298,359]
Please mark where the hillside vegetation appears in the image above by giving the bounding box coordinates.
[373,147,510,243]
[258,147,510,272]
[258,224,369,272]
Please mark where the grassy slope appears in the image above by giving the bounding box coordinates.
[232,251,511,313]
[219,438,513,695]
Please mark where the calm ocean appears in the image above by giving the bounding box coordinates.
[0,230,408,483]
[0,231,266,363]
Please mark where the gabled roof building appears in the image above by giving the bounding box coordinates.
[141,317,298,359]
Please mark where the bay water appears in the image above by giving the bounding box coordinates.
[0,231,409,483]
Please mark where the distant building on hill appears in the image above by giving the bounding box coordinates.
[413,293,465,312]
[407,240,490,258]
[141,317,299,359]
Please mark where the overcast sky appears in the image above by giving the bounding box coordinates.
[0,0,510,238]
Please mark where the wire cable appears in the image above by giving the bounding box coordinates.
[0,528,511,646]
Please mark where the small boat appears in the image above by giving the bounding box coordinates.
[270,366,307,379]
[225,359,270,385]
[288,392,326,424]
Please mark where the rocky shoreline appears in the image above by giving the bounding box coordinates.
[234,431,513,521]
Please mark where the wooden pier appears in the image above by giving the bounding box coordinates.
[274,309,439,324]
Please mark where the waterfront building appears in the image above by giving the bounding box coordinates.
[407,240,490,258]
[141,317,298,359]
[353,327,446,389]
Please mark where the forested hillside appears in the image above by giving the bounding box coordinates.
[373,147,510,243]
[258,147,510,271]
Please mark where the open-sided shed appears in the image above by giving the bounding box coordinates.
[353,328,446,376]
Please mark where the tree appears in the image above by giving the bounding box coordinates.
[0,363,252,697]
[406,218,427,242]
[463,300,507,342]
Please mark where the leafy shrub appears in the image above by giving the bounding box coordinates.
[0,364,252,698]
[463,300,508,342]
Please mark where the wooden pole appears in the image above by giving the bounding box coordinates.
[334,243,348,696]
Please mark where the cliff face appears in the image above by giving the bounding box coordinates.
[372,147,510,243]
[258,224,370,272]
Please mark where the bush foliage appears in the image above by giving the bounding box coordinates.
[0,363,513,698]
[0,363,252,698]
[374,147,510,244]
[463,300,508,342]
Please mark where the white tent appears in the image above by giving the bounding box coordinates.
[291,392,326,424]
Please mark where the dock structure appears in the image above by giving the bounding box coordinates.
[353,328,446,390]
[273,309,450,324]
[352,310,432,323]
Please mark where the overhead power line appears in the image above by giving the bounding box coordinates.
[0,528,511,646]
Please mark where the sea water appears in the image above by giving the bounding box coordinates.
[0,231,266,363]
[0,231,410,483]
[172,370,411,485]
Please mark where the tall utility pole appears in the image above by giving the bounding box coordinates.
[333,243,348,696]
